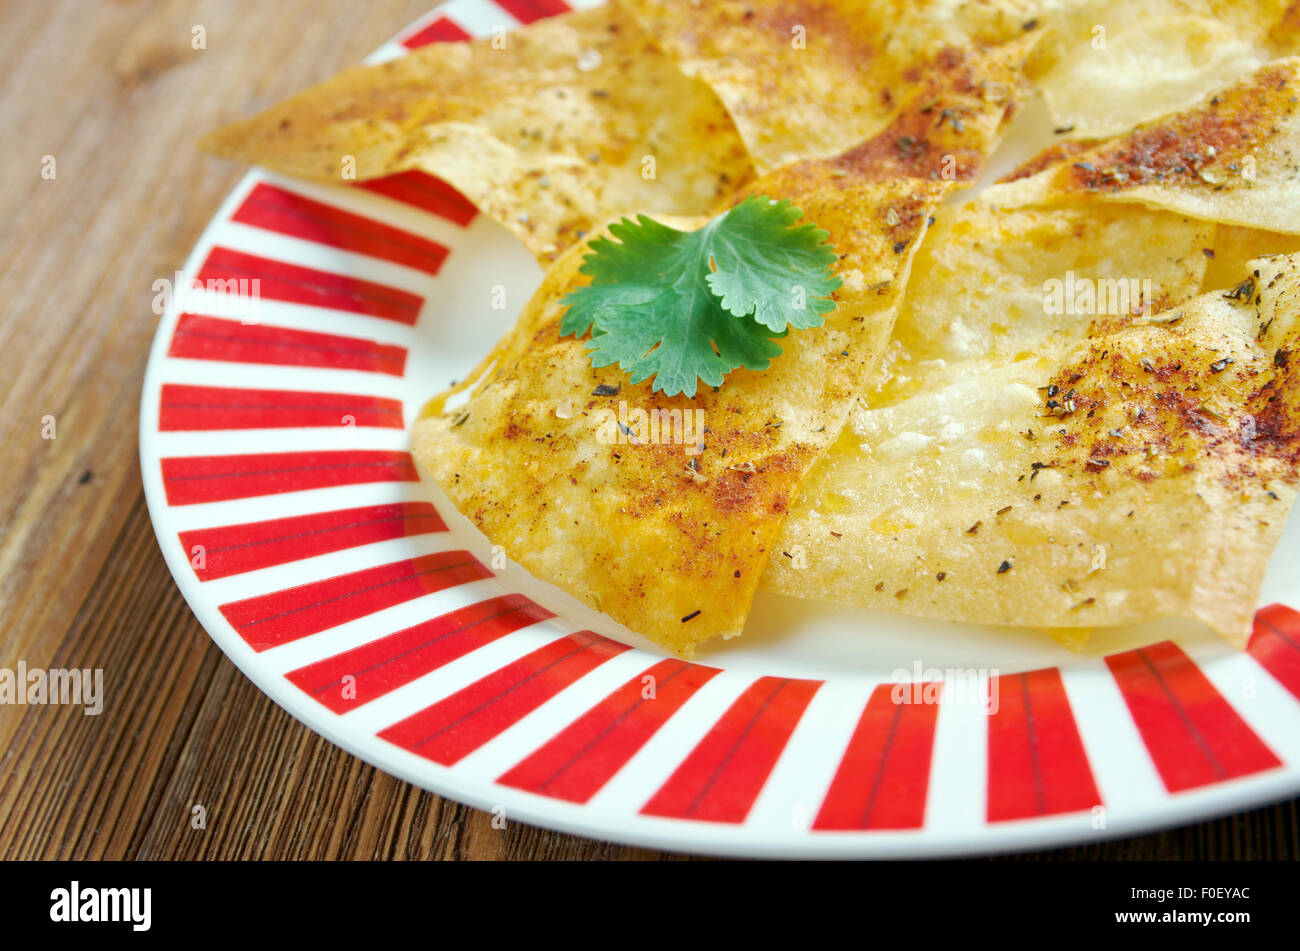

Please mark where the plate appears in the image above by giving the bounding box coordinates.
[140,0,1300,857]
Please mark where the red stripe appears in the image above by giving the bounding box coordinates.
[197,246,423,324]
[232,184,450,276]
[160,449,418,505]
[813,684,938,830]
[1106,641,1281,792]
[357,171,477,227]
[498,659,722,803]
[378,631,629,765]
[1248,603,1300,702]
[167,313,407,376]
[288,594,553,713]
[986,668,1101,822]
[401,15,473,48]
[640,676,822,823]
[494,0,572,24]
[220,550,491,651]
[159,383,403,431]
[178,502,445,581]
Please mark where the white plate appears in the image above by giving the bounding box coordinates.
[139,0,1300,857]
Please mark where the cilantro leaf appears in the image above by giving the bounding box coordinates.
[559,196,839,397]
[703,197,841,332]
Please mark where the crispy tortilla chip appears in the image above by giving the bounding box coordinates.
[981,58,1300,233]
[1030,1,1300,139]
[1033,9,1259,139]
[412,168,952,657]
[201,7,753,260]
[408,48,1030,656]
[623,0,1040,172]
[764,206,1300,644]
[855,203,1214,400]
[1203,223,1300,289]
[996,136,1106,183]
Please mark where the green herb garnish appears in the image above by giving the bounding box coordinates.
[560,195,841,397]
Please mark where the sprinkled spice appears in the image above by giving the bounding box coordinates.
[936,571,947,581]
[1224,277,1255,301]
[681,610,701,623]
[996,505,1012,515]
[966,521,982,534]
[592,383,620,396]
[997,560,1012,574]
[1209,356,1235,373]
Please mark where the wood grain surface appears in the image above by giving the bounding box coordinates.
[0,0,1294,861]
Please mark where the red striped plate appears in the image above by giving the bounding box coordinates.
[140,0,1300,856]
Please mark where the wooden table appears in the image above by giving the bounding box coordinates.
[1,0,1295,861]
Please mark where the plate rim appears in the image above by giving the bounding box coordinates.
[136,0,1300,858]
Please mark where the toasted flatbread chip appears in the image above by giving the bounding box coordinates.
[1033,10,1258,139]
[1030,1,1300,139]
[995,136,1106,183]
[855,203,1214,401]
[200,6,753,261]
[412,168,952,657]
[981,58,1300,234]
[408,40,1029,656]
[622,0,1040,172]
[764,206,1300,643]
[1203,224,1300,290]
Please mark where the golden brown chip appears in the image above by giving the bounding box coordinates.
[1029,1,1300,139]
[201,6,753,261]
[855,203,1215,401]
[1202,223,1300,289]
[764,204,1300,644]
[407,36,1035,656]
[982,57,1300,233]
[623,0,1041,172]
[412,168,952,657]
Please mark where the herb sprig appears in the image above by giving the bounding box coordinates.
[560,196,841,397]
